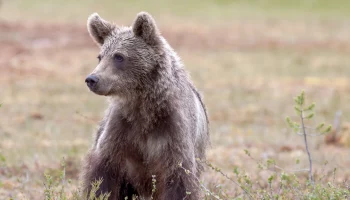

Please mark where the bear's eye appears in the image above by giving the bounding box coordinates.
[97,55,102,63]
[114,54,124,63]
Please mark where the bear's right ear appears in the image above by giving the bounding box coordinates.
[87,13,115,46]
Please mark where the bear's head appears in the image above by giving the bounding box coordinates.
[85,12,163,97]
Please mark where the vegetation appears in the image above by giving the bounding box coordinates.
[0,0,349,199]
[38,92,349,199]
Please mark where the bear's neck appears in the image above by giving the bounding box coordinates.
[119,56,190,131]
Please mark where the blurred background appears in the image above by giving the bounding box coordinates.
[0,0,349,198]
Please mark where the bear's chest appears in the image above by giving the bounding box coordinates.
[96,115,170,157]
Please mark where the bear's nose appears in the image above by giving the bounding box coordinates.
[85,75,99,88]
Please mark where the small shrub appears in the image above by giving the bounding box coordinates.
[43,159,109,200]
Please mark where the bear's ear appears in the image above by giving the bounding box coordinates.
[132,12,160,46]
[87,13,115,46]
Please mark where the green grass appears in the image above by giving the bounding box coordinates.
[2,0,350,23]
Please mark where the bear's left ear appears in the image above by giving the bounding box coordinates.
[87,13,115,46]
[132,12,160,46]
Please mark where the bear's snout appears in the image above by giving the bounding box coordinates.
[85,75,99,89]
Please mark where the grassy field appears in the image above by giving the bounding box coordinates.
[0,0,350,199]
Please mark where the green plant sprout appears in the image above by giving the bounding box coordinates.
[286,91,332,186]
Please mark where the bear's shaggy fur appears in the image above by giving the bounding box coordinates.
[80,12,209,200]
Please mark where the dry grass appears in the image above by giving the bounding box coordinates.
[0,0,350,199]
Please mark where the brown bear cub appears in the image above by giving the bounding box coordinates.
[81,12,209,200]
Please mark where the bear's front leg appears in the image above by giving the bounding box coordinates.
[80,151,120,199]
[161,168,200,200]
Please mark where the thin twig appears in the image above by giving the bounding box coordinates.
[75,111,97,123]
[244,151,309,173]
[300,107,314,186]
[198,159,254,200]
[295,131,327,137]
[150,175,156,200]
[274,165,309,173]
[178,163,221,200]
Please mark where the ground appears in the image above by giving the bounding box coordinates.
[0,0,349,199]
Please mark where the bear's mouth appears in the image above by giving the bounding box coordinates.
[88,85,113,97]
[87,84,102,95]
[86,82,98,93]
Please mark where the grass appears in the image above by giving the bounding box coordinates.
[3,0,350,23]
[0,0,350,199]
